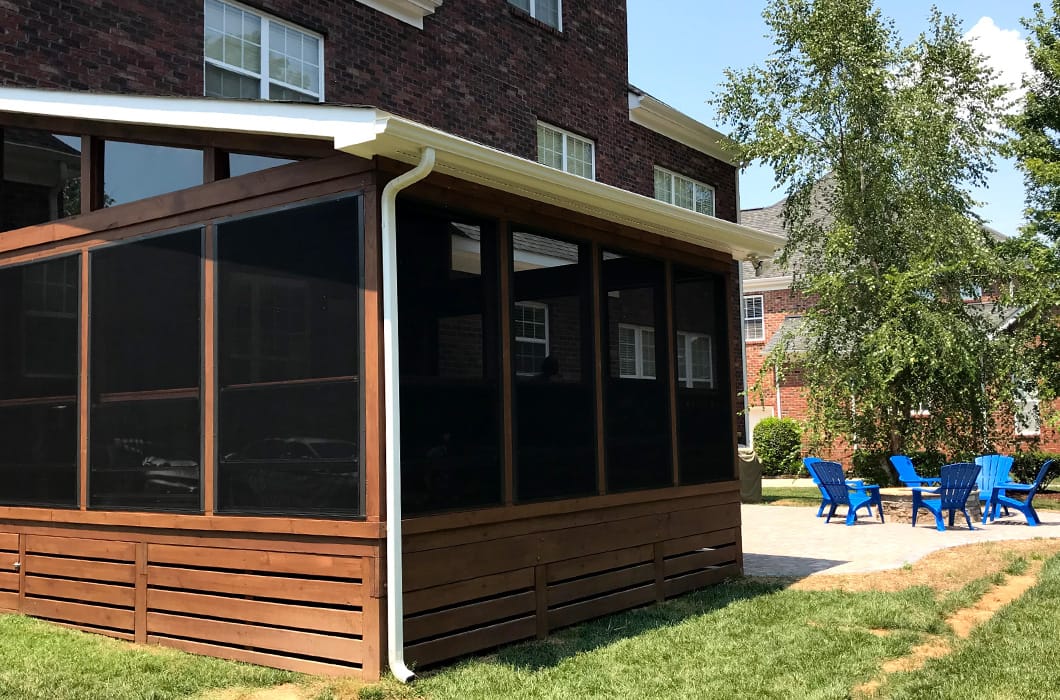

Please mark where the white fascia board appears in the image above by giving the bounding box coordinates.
[742,275,793,293]
[0,87,782,259]
[0,87,384,147]
[355,0,443,29]
[346,115,783,260]
[628,92,738,166]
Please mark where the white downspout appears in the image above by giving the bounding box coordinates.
[774,362,782,419]
[381,147,436,683]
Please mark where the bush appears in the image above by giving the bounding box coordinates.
[753,417,803,476]
[1011,451,1060,491]
[850,450,893,486]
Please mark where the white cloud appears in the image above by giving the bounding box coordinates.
[964,16,1032,110]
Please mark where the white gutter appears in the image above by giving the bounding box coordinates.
[381,147,436,683]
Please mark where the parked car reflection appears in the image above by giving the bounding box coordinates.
[220,436,359,513]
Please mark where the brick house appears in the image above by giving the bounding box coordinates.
[738,194,1059,455]
[0,0,782,680]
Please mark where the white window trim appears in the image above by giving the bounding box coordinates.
[204,0,326,102]
[618,323,655,380]
[514,300,549,376]
[654,165,715,217]
[537,121,595,180]
[510,0,562,31]
[1016,392,1042,436]
[676,331,713,389]
[742,294,764,343]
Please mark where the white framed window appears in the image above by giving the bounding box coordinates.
[204,0,324,103]
[742,295,764,342]
[1016,391,1041,436]
[509,0,561,30]
[537,122,595,180]
[676,332,713,388]
[618,324,655,379]
[654,166,715,217]
[514,301,549,376]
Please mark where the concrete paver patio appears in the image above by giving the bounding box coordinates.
[742,502,1060,578]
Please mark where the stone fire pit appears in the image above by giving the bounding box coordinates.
[877,487,982,525]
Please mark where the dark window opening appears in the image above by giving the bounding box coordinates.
[90,229,203,510]
[217,197,362,517]
[398,209,503,515]
[673,268,732,484]
[602,252,671,492]
[1,128,81,232]
[0,256,79,506]
[103,141,203,207]
[511,230,596,502]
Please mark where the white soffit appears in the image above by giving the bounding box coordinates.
[628,91,737,166]
[355,0,443,29]
[0,88,782,260]
[742,275,793,293]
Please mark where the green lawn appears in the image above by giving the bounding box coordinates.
[0,615,296,700]
[4,551,1060,699]
[761,485,822,506]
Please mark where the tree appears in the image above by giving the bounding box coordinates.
[715,0,1012,458]
[1005,1,1060,415]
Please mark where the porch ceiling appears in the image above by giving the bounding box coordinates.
[0,87,783,260]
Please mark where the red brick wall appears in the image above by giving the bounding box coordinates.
[0,0,738,221]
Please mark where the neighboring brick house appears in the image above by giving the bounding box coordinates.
[0,0,783,679]
[739,194,1060,454]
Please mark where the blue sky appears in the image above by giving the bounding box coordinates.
[628,1,1034,236]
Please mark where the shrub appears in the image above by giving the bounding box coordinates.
[850,450,893,486]
[753,417,803,476]
[1011,451,1060,491]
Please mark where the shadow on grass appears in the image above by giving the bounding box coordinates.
[487,577,788,672]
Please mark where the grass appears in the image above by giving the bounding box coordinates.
[4,544,1060,699]
[879,554,1060,698]
[761,486,822,506]
[0,615,296,700]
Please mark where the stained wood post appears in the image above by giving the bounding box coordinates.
[135,541,147,643]
[653,542,665,602]
[534,564,548,639]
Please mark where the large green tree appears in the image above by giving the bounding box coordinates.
[1005,1,1060,413]
[716,0,1012,457]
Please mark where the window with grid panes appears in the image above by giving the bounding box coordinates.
[653,167,715,216]
[618,324,655,379]
[676,332,713,388]
[508,0,561,29]
[204,0,323,102]
[743,295,764,341]
[536,123,594,179]
[514,301,548,375]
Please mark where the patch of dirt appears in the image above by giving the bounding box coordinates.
[197,683,316,700]
[790,539,1060,593]
[947,569,1041,638]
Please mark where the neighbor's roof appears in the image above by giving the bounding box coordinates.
[0,87,783,260]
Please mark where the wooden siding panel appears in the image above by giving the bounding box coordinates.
[405,591,536,643]
[24,555,136,584]
[150,636,360,676]
[0,532,19,551]
[547,585,656,630]
[146,566,363,606]
[661,528,739,558]
[405,617,536,668]
[663,564,740,598]
[26,535,135,561]
[23,598,135,631]
[0,590,18,611]
[404,568,534,616]
[663,546,739,578]
[546,564,656,607]
[148,544,364,579]
[0,571,18,592]
[546,544,653,583]
[147,612,361,662]
[24,578,134,608]
[148,589,363,636]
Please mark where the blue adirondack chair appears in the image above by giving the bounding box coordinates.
[988,459,1055,526]
[911,462,981,532]
[804,457,875,518]
[814,460,884,526]
[889,455,942,488]
[975,454,1014,524]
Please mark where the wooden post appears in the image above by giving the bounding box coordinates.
[499,222,515,506]
[202,225,216,516]
[666,263,679,486]
[653,542,666,602]
[591,242,606,495]
[78,250,89,510]
[81,136,104,213]
[134,541,147,644]
[535,564,548,639]
[362,186,384,523]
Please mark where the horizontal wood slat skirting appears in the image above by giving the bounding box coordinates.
[0,525,380,677]
[403,491,742,669]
